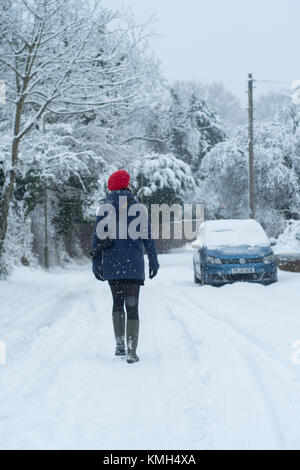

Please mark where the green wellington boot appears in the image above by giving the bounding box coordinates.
[112,311,126,357]
[126,319,140,364]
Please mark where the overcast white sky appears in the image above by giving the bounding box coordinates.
[101,0,299,103]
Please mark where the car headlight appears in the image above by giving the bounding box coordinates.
[206,255,222,265]
[263,254,275,264]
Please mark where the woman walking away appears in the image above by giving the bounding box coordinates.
[91,170,159,364]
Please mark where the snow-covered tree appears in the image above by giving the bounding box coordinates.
[255,91,300,134]
[0,0,161,273]
[167,83,225,172]
[200,122,300,235]
[193,81,246,129]
[134,153,195,205]
[138,82,226,172]
[255,92,289,123]
[15,121,107,265]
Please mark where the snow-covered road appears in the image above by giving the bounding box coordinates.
[1,250,300,450]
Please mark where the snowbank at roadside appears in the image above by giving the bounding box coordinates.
[274,220,300,255]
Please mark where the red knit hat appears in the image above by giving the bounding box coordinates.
[108,169,130,191]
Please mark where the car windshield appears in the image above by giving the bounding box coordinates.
[205,220,270,249]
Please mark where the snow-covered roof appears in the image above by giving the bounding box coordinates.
[203,219,270,248]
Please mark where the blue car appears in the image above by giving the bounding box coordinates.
[192,219,278,286]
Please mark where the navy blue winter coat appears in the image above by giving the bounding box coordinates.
[91,190,159,281]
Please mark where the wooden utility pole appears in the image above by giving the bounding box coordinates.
[140,172,144,204]
[42,114,49,269]
[248,73,255,219]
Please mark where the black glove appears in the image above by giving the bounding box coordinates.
[149,268,158,279]
[94,273,104,282]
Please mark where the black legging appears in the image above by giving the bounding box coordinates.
[108,280,140,320]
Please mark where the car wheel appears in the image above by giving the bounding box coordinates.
[194,273,201,284]
[263,280,275,286]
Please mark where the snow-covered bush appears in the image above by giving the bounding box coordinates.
[1,200,34,278]
[275,220,300,255]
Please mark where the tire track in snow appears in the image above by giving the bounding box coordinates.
[89,279,171,449]
[147,280,216,449]
[1,259,297,449]
[178,285,294,374]
[159,284,284,449]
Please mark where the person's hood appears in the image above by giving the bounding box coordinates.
[96,189,135,215]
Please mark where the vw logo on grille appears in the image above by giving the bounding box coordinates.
[239,258,246,264]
